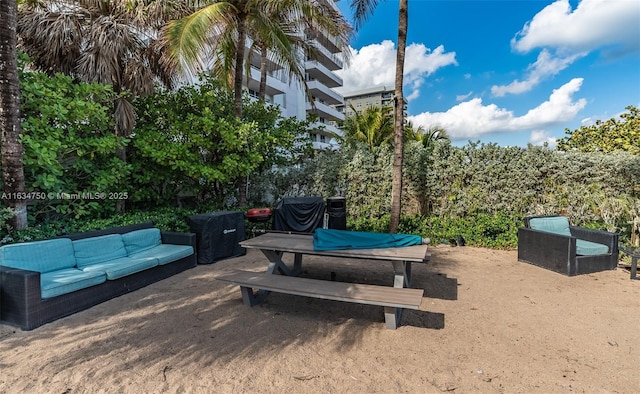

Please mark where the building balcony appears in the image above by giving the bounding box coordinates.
[307,80,343,105]
[305,60,343,88]
[310,120,342,137]
[309,40,343,70]
[306,100,345,122]
[246,66,287,96]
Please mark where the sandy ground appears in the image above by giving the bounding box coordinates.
[1,245,638,393]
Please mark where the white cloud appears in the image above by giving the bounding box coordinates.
[335,40,457,100]
[512,0,640,54]
[529,130,558,148]
[491,49,585,97]
[408,78,587,140]
[456,91,473,101]
[494,0,639,97]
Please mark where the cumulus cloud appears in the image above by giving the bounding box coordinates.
[408,78,587,141]
[512,0,640,54]
[495,0,639,97]
[335,40,457,100]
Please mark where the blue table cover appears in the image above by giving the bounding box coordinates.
[313,228,423,251]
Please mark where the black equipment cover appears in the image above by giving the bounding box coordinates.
[272,197,325,233]
[188,211,246,264]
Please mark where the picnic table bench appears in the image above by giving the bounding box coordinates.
[217,232,430,329]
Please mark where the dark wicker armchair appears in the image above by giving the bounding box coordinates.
[517,215,618,276]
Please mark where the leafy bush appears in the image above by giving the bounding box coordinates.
[18,55,129,220]
[6,207,203,244]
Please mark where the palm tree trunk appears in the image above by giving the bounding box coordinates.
[389,0,408,233]
[0,0,28,230]
[235,11,248,207]
[258,44,268,101]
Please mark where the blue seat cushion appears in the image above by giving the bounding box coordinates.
[576,239,609,256]
[80,256,158,280]
[122,228,162,255]
[129,244,194,265]
[73,234,128,268]
[40,268,106,299]
[0,238,76,273]
[529,216,572,236]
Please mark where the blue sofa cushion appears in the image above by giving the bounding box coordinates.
[80,256,159,280]
[529,216,572,236]
[122,228,162,255]
[129,244,194,266]
[41,268,106,299]
[0,238,76,273]
[576,239,609,256]
[73,234,128,268]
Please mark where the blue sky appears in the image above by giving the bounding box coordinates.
[334,0,640,147]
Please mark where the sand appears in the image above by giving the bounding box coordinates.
[1,245,638,393]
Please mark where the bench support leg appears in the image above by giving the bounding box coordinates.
[384,307,401,330]
[240,286,270,306]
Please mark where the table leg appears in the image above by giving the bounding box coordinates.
[631,255,638,280]
[386,260,413,329]
[392,261,412,288]
[261,250,295,276]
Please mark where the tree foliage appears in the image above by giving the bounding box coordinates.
[557,105,640,154]
[19,56,129,219]
[131,74,312,206]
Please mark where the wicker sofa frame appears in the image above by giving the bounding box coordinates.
[0,222,197,330]
[517,215,618,276]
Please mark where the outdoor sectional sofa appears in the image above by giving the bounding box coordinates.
[0,222,197,330]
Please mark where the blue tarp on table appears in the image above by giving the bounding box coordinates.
[313,228,423,251]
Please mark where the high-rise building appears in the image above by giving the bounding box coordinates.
[244,0,346,150]
[335,85,406,119]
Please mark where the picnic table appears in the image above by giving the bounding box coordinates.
[216,232,430,329]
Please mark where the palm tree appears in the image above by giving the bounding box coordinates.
[165,0,351,205]
[350,0,408,233]
[341,104,394,151]
[0,0,28,230]
[17,0,196,157]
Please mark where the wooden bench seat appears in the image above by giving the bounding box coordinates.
[216,270,424,329]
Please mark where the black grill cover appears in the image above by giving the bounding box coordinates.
[273,197,325,233]
[188,211,246,264]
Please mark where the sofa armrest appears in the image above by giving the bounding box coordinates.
[518,227,576,272]
[1,266,42,324]
[161,231,196,248]
[570,226,618,253]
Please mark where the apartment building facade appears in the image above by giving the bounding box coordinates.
[243,0,346,150]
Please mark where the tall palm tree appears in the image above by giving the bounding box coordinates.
[0,0,28,230]
[350,0,408,233]
[341,104,394,151]
[17,0,196,156]
[165,0,351,205]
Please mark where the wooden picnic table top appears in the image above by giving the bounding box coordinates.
[239,232,430,263]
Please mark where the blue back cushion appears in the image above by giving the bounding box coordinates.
[0,238,76,273]
[121,228,162,255]
[529,216,572,236]
[73,234,127,268]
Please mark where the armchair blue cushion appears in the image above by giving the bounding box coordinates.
[528,216,572,237]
